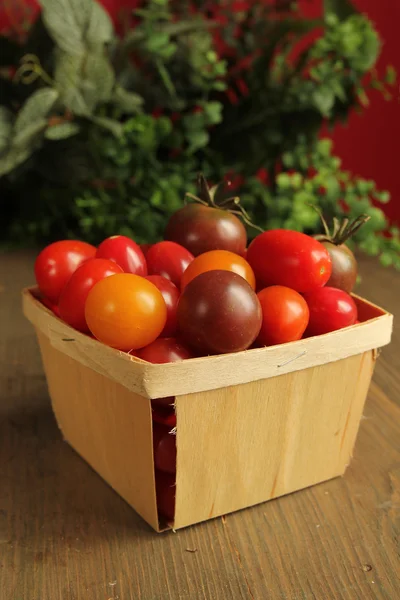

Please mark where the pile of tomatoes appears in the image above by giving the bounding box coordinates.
[34,200,361,522]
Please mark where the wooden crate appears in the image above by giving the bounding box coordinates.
[23,288,393,531]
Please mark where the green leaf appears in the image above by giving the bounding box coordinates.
[45,122,80,140]
[324,0,356,21]
[15,88,59,134]
[54,51,88,115]
[313,87,335,116]
[0,146,33,177]
[84,51,115,104]
[39,0,113,55]
[13,120,48,147]
[90,116,123,137]
[113,86,143,113]
[385,65,397,85]
[0,106,13,155]
[86,2,114,48]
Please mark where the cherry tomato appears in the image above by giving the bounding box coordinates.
[96,235,147,276]
[138,337,193,363]
[153,423,176,474]
[303,287,357,336]
[156,471,175,521]
[165,203,247,257]
[321,241,357,293]
[257,286,309,346]
[146,241,194,287]
[138,337,193,407]
[152,404,177,428]
[58,258,123,333]
[247,230,332,293]
[181,249,256,290]
[145,275,180,336]
[85,273,167,351]
[177,270,262,355]
[35,240,96,303]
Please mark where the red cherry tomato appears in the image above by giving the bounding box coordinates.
[257,286,309,346]
[35,240,96,303]
[247,230,332,293]
[145,275,180,337]
[137,337,194,363]
[152,404,177,428]
[146,241,194,287]
[96,235,147,276]
[37,293,60,317]
[58,258,123,333]
[304,287,357,336]
[153,423,176,474]
[138,338,193,407]
[156,471,175,521]
[85,273,167,351]
[181,249,256,290]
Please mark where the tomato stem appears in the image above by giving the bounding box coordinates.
[185,174,264,233]
[311,205,371,246]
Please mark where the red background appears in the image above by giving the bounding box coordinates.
[1,0,399,224]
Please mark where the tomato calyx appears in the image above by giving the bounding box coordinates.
[312,207,370,246]
[185,173,264,233]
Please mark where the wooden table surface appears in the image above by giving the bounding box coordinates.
[1,252,399,600]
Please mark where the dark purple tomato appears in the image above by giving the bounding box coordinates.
[145,275,180,337]
[153,423,176,474]
[321,242,357,293]
[146,241,194,288]
[96,235,147,276]
[304,287,358,336]
[165,203,247,257]
[156,471,176,521]
[247,229,332,293]
[177,270,262,355]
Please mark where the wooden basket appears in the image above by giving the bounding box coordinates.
[23,288,393,532]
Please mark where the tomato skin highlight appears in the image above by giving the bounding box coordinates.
[165,203,247,257]
[58,258,123,332]
[146,241,194,287]
[303,286,357,336]
[145,275,180,337]
[96,235,147,276]
[247,230,332,293]
[257,286,309,346]
[181,249,256,290]
[85,273,167,351]
[35,240,96,303]
[177,270,262,355]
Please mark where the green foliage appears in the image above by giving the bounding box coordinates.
[0,0,398,269]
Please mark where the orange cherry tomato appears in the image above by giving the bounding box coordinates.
[180,249,256,290]
[85,273,167,351]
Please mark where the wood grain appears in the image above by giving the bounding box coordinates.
[1,252,399,599]
[175,352,374,529]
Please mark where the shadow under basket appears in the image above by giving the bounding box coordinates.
[23,288,393,532]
